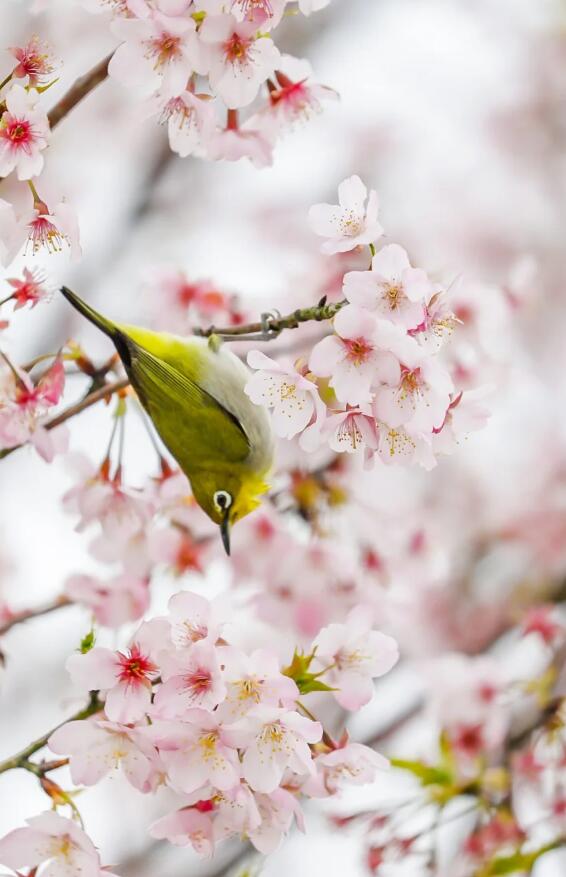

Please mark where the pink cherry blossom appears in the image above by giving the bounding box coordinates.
[343,244,432,329]
[64,572,150,628]
[248,787,305,854]
[206,120,275,168]
[374,342,453,433]
[245,349,326,442]
[0,357,66,459]
[153,90,216,157]
[224,705,322,792]
[154,639,227,716]
[66,623,164,723]
[316,407,379,456]
[165,590,224,648]
[230,0,287,26]
[10,36,60,87]
[218,646,299,721]
[313,606,399,709]
[199,14,280,109]
[62,455,153,541]
[48,717,160,792]
[309,175,383,254]
[309,306,400,406]
[0,812,103,877]
[109,12,204,97]
[148,712,241,793]
[0,85,50,181]
[432,387,491,454]
[257,57,338,134]
[304,742,388,797]
[3,267,52,310]
[81,0,150,14]
[24,198,82,260]
[150,806,214,856]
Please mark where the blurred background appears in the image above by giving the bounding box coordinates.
[1,0,566,874]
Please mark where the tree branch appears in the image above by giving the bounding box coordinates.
[0,692,102,777]
[193,298,346,339]
[0,596,72,637]
[48,52,114,129]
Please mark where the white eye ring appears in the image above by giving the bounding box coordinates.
[213,490,233,512]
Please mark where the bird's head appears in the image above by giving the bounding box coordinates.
[190,468,270,555]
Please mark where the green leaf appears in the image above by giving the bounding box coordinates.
[282,649,337,696]
[390,758,453,787]
[79,629,96,654]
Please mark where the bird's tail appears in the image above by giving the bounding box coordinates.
[60,286,118,340]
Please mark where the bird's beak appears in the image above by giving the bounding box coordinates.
[220,514,231,556]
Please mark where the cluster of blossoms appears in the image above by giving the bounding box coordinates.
[83,0,337,167]
[0,353,68,460]
[0,591,399,864]
[337,610,566,877]
[245,175,489,469]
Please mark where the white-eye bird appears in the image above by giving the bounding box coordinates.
[61,287,274,554]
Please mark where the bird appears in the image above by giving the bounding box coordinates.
[60,286,274,555]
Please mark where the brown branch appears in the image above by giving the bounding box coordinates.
[193,298,347,339]
[0,595,72,637]
[0,693,102,776]
[48,52,114,129]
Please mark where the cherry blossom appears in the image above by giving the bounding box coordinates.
[309,305,401,406]
[304,742,389,797]
[147,712,241,793]
[374,342,453,433]
[248,787,305,854]
[199,14,280,109]
[313,606,399,709]
[66,622,164,723]
[0,357,66,460]
[245,349,326,443]
[2,267,52,310]
[343,244,432,329]
[218,646,299,721]
[62,455,153,541]
[24,198,82,259]
[206,119,275,168]
[164,589,224,647]
[10,35,60,87]
[48,718,160,792]
[109,12,204,97]
[0,85,50,180]
[153,90,216,157]
[309,175,383,254]
[257,57,338,135]
[150,806,214,856]
[224,705,322,792]
[153,639,227,715]
[64,572,150,628]
[0,812,105,877]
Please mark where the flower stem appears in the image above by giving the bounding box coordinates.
[0,72,13,92]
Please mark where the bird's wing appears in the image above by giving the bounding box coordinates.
[126,339,251,465]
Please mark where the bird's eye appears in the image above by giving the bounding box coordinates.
[213,490,233,512]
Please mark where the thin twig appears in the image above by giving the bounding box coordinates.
[194,299,347,339]
[0,596,72,637]
[0,692,102,776]
[48,52,114,129]
[0,377,129,460]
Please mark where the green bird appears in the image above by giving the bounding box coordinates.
[61,287,274,555]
